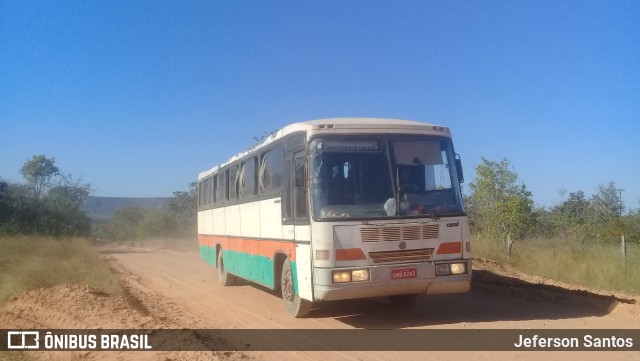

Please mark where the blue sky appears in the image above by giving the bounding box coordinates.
[1,1,639,210]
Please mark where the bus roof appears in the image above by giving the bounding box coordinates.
[198,118,450,179]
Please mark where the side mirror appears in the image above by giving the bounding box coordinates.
[455,154,464,183]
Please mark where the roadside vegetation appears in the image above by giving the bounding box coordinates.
[475,237,640,294]
[0,155,197,305]
[90,183,197,244]
[466,157,640,294]
[0,235,121,303]
[0,155,91,237]
[0,155,120,304]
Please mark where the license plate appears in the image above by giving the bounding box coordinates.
[391,267,417,279]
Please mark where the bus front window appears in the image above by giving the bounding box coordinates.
[310,136,465,220]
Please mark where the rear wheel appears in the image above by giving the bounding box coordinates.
[387,294,418,308]
[217,250,237,286]
[280,259,312,317]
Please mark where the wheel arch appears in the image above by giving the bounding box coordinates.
[215,243,222,268]
[273,251,289,290]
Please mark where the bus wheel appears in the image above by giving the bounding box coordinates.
[280,259,312,318]
[387,294,418,308]
[217,250,236,286]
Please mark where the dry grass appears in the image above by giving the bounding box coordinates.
[0,235,121,303]
[473,236,640,294]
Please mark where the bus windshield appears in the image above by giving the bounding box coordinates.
[309,135,465,220]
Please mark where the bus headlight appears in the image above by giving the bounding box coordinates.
[450,263,466,275]
[351,269,370,282]
[333,271,351,283]
[435,264,451,276]
[435,263,467,276]
[332,269,370,283]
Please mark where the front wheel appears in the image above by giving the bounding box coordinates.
[280,259,312,318]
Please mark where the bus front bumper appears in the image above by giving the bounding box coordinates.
[312,260,471,302]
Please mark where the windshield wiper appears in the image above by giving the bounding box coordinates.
[428,209,440,221]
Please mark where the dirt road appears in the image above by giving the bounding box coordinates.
[109,246,639,360]
[2,245,639,360]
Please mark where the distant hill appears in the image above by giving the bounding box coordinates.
[84,196,171,221]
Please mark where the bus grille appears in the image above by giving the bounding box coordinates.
[368,248,434,263]
[361,224,439,242]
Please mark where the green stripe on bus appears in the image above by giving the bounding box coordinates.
[223,249,276,288]
[199,245,215,266]
[199,246,299,295]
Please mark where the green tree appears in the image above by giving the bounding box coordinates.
[136,211,177,239]
[0,180,9,225]
[589,181,623,222]
[551,190,589,239]
[39,176,92,236]
[466,158,534,251]
[168,182,197,237]
[0,183,38,234]
[589,181,624,243]
[1,155,93,237]
[550,182,627,244]
[530,205,556,239]
[622,207,640,245]
[20,154,60,200]
[108,207,145,240]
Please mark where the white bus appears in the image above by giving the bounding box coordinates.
[197,118,471,317]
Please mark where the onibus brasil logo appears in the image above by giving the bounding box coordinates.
[6,330,152,350]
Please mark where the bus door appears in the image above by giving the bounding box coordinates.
[292,151,313,300]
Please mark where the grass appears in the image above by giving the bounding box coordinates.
[473,236,640,294]
[0,235,121,304]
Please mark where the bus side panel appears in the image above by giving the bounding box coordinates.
[213,207,226,236]
[225,205,241,236]
[219,236,295,288]
[203,209,214,235]
[198,210,215,265]
[197,211,205,235]
[294,224,313,301]
[260,197,283,239]
[240,201,261,238]
[461,218,472,259]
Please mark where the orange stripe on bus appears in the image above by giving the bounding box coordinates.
[335,248,366,261]
[436,242,462,255]
[198,235,296,261]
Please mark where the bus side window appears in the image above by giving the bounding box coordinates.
[237,163,245,198]
[207,177,214,205]
[212,175,218,204]
[259,152,269,193]
[259,143,284,194]
[227,166,238,201]
[217,172,225,204]
[199,177,215,208]
[244,157,257,197]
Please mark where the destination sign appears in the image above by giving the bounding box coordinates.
[322,140,380,152]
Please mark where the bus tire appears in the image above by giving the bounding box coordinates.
[217,250,236,286]
[280,259,312,318]
[387,294,418,308]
